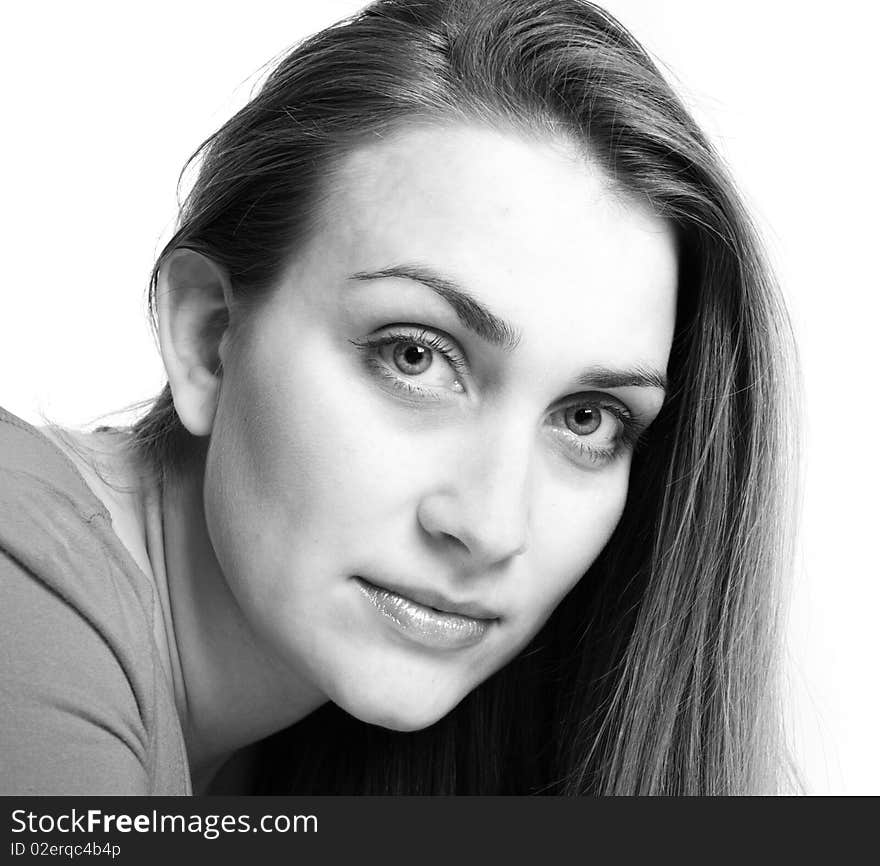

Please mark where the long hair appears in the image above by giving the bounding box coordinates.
[133,0,799,794]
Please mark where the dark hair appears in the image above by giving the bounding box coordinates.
[134,0,799,793]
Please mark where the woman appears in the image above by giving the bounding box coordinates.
[0,0,798,795]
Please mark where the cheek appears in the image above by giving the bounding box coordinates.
[526,461,630,612]
[205,332,439,563]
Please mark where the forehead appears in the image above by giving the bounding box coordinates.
[312,124,677,376]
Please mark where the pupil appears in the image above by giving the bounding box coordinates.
[394,341,432,374]
[565,404,601,435]
[404,345,424,365]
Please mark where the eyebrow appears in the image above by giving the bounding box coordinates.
[575,365,667,393]
[347,263,667,394]
[349,264,521,351]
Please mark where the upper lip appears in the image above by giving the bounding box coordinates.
[356,576,499,621]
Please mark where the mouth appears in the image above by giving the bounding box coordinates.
[353,576,498,650]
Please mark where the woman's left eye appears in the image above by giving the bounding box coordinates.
[546,396,638,466]
[350,328,466,400]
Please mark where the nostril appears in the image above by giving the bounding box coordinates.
[441,530,469,552]
[416,463,532,566]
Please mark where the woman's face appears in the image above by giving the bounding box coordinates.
[204,124,677,730]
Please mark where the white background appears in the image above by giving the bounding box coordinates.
[1,1,876,794]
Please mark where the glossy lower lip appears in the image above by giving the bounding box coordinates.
[354,577,495,650]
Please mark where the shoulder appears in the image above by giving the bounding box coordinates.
[0,406,152,637]
[0,405,108,521]
[0,405,190,794]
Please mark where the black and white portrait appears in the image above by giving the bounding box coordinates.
[1,0,874,798]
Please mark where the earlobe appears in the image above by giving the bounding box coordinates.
[156,248,232,437]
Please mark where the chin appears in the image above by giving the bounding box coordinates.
[336,683,467,733]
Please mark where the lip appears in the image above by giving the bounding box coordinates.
[354,576,497,650]
[359,576,499,620]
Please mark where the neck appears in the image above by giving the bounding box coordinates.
[155,462,327,783]
[38,426,323,787]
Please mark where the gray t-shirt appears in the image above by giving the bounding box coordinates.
[0,406,191,794]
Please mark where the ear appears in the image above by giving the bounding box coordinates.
[156,248,232,437]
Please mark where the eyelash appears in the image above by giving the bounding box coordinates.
[349,327,467,402]
[548,401,642,466]
[349,326,644,466]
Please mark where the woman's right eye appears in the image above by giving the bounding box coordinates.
[350,327,467,400]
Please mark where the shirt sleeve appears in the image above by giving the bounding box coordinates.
[0,547,151,795]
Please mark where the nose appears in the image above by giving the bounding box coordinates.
[416,424,532,569]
